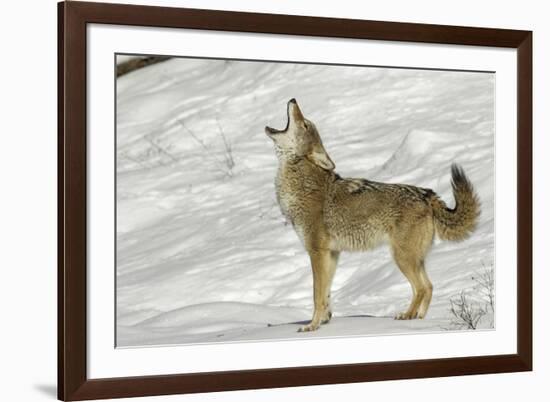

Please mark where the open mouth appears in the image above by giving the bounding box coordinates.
[265,99,293,135]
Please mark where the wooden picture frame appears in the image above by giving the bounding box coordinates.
[58,1,532,400]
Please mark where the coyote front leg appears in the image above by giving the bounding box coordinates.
[299,249,333,332]
[321,251,340,324]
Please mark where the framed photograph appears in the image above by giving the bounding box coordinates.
[58,1,532,400]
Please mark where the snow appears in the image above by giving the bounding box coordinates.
[116,56,495,348]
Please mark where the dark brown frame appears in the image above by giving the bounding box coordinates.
[58,1,532,400]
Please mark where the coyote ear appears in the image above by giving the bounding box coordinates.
[307,145,335,171]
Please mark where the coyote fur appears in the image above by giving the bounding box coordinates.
[265,99,480,332]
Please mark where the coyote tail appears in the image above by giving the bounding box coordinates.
[431,164,480,241]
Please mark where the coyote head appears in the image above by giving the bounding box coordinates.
[265,99,335,171]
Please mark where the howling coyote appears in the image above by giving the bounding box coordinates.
[265,99,480,332]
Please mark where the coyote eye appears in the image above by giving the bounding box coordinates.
[303,122,309,130]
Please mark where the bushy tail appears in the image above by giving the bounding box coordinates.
[431,164,480,241]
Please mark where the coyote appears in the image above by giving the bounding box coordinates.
[265,99,480,332]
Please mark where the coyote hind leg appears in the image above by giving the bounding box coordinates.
[391,221,434,320]
[392,248,424,320]
[417,263,433,319]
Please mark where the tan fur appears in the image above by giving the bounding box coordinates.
[266,99,480,332]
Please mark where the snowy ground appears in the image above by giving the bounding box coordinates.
[116,56,495,348]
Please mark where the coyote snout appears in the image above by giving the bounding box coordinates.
[266,98,335,171]
[267,99,480,332]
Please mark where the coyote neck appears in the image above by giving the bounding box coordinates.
[275,158,331,235]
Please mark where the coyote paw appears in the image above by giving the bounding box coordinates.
[394,311,418,320]
[298,322,320,332]
[321,310,333,324]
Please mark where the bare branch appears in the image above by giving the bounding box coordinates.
[449,292,486,330]
[117,56,172,77]
[216,116,235,175]
[446,263,495,330]
[144,135,180,164]
[176,117,236,178]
